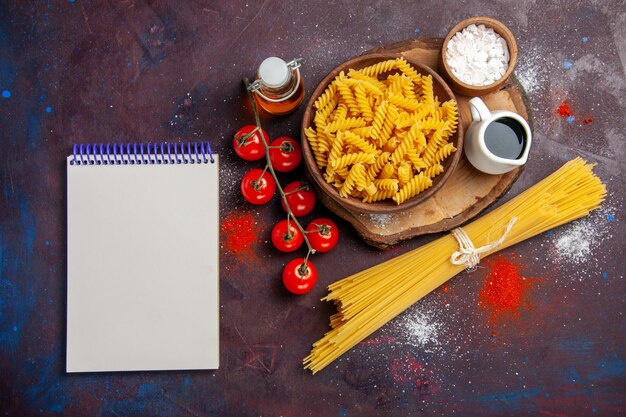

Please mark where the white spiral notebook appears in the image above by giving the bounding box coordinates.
[66,142,219,372]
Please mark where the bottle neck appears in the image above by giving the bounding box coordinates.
[248,58,302,103]
[251,66,302,103]
[259,69,294,95]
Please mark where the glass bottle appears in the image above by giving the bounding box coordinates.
[248,57,304,116]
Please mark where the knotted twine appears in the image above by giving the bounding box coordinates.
[450,217,518,270]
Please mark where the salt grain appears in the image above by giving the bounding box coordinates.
[446,24,509,86]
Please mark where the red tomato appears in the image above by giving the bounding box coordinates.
[271,220,304,252]
[269,137,302,173]
[233,125,269,161]
[305,218,339,253]
[282,258,318,294]
[240,169,276,205]
[281,181,316,217]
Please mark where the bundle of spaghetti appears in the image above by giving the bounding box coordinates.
[304,158,606,373]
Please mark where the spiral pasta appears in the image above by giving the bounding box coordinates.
[387,92,420,112]
[339,163,366,198]
[327,131,345,173]
[441,100,458,132]
[325,117,367,134]
[424,164,444,179]
[343,131,377,154]
[332,104,348,122]
[432,142,457,166]
[366,151,390,181]
[360,59,397,77]
[354,84,374,121]
[421,74,434,107]
[336,79,360,115]
[314,82,337,110]
[373,178,400,191]
[394,57,422,84]
[346,72,386,93]
[350,126,372,138]
[422,127,450,166]
[395,112,415,129]
[332,152,376,170]
[369,100,388,143]
[406,150,427,171]
[392,173,432,204]
[379,163,396,179]
[379,104,399,146]
[363,188,396,203]
[383,137,401,153]
[305,58,459,204]
[390,134,413,164]
[397,161,413,186]
[304,127,326,169]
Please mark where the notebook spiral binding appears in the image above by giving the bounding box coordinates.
[70,142,215,165]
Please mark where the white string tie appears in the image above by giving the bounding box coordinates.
[450,217,518,270]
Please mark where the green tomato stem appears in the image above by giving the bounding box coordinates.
[298,260,309,277]
[285,215,294,240]
[235,127,259,148]
[252,165,270,188]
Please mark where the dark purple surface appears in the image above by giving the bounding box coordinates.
[1,1,625,416]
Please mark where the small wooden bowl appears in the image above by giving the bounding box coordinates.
[438,16,518,97]
[301,53,463,214]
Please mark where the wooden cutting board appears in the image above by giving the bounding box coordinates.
[316,38,530,249]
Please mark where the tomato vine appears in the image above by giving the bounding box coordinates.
[242,78,317,290]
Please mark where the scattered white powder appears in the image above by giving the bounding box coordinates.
[555,222,592,264]
[513,44,553,102]
[366,213,393,229]
[552,201,614,266]
[218,163,245,219]
[401,309,442,347]
[386,296,461,355]
[446,24,510,86]
[515,59,540,96]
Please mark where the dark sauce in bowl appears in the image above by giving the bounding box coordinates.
[484,117,526,160]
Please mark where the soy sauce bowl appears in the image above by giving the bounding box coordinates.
[438,16,518,97]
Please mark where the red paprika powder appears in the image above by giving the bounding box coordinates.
[221,209,263,269]
[556,99,573,118]
[479,255,532,323]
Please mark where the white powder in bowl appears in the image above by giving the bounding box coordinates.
[445,24,510,86]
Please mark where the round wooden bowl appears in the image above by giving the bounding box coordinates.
[301,53,464,214]
[438,16,518,97]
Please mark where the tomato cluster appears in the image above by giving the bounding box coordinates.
[233,125,340,295]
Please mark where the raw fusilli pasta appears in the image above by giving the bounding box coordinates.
[305,58,459,204]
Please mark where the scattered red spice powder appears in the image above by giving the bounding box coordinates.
[221,210,258,253]
[554,97,594,125]
[220,209,265,271]
[479,255,532,323]
[556,99,573,117]
[389,353,428,385]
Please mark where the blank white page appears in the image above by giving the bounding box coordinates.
[67,155,219,372]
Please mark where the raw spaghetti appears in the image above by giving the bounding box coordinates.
[304,158,606,373]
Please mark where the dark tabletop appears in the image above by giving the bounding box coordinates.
[1,1,625,416]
